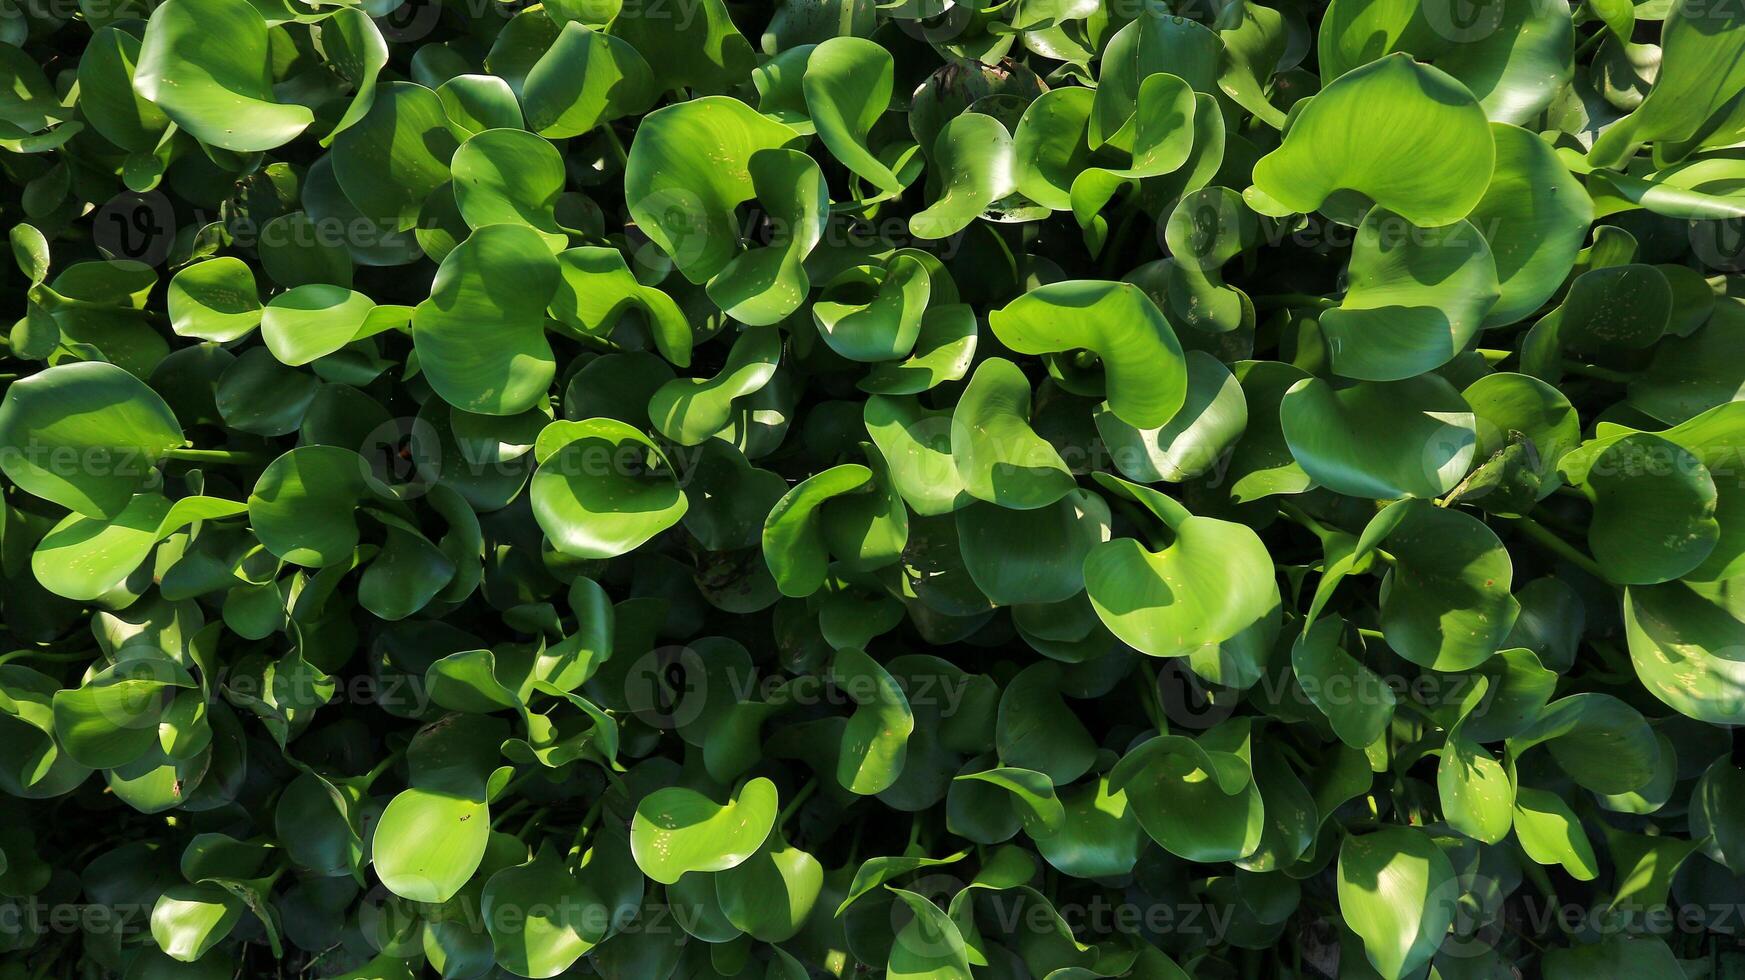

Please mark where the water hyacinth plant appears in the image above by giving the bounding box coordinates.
[2,0,1745,976]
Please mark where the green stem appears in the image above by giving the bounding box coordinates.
[1277,500,1334,540]
[515,806,551,843]
[571,796,605,848]
[357,746,407,790]
[491,797,533,831]
[0,648,94,669]
[162,447,270,465]
[1253,292,1337,311]
[1505,515,1609,582]
[1138,661,1167,736]
[1560,360,1633,383]
[778,778,818,827]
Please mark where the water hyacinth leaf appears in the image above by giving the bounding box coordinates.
[52,657,197,769]
[247,445,371,567]
[995,663,1096,785]
[1280,374,1478,499]
[1083,477,1280,661]
[167,257,260,342]
[1321,209,1500,381]
[803,36,908,194]
[452,129,569,249]
[549,246,692,368]
[706,149,828,326]
[132,0,313,152]
[1033,775,1144,878]
[910,112,1017,240]
[1318,0,1574,123]
[412,223,561,416]
[1470,123,1594,328]
[1249,54,1494,226]
[531,419,688,560]
[605,0,753,95]
[316,7,388,145]
[989,280,1186,428]
[482,843,608,978]
[1589,0,1745,166]
[1226,361,1315,502]
[1437,695,1515,844]
[812,255,932,363]
[1336,827,1458,980]
[1092,350,1247,484]
[372,788,490,903]
[832,648,914,795]
[1624,579,1745,725]
[624,96,799,283]
[0,361,184,519]
[950,358,1075,510]
[953,768,1064,840]
[1462,371,1582,508]
[33,493,245,601]
[630,778,779,885]
[1089,10,1219,151]
[886,887,972,980]
[714,834,823,942]
[150,883,242,962]
[1507,694,1658,795]
[1541,937,1682,979]
[761,463,872,596]
[955,491,1110,607]
[330,81,460,232]
[1580,433,1719,585]
[1513,786,1599,880]
[649,326,781,446]
[260,285,377,367]
[1012,87,1097,211]
[1370,500,1520,671]
[1559,264,1672,355]
[79,26,171,152]
[522,23,656,138]
[1291,616,1395,750]
[372,715,506,903]
[1111,725,1265,863]
[438,74,524,137]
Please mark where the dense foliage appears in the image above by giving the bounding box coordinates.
[3,0,1745,976]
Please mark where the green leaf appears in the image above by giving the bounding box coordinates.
[452,129,569,249]
[523,22,656,138]
[1322,208,1500,381]
[1513,785,1599,880]
[483,843,607,977]
[133,0,313,152]
[412,223,561,416]
[832,648,915,795]
[804,37,909,194]
[0,361,184,519]
[167,258,261,343]
[531,418,688,559]
[949,358,1075,510]
[630,778,779,885]
[1280,374,1478,499]
[715,833,823,942]
[1249,54,1494,226]
[624,96,799,283]
[886,887,972,980]
[1336,827,1458,980]
[1083,477,1280,661]
[989,280,1187,428]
